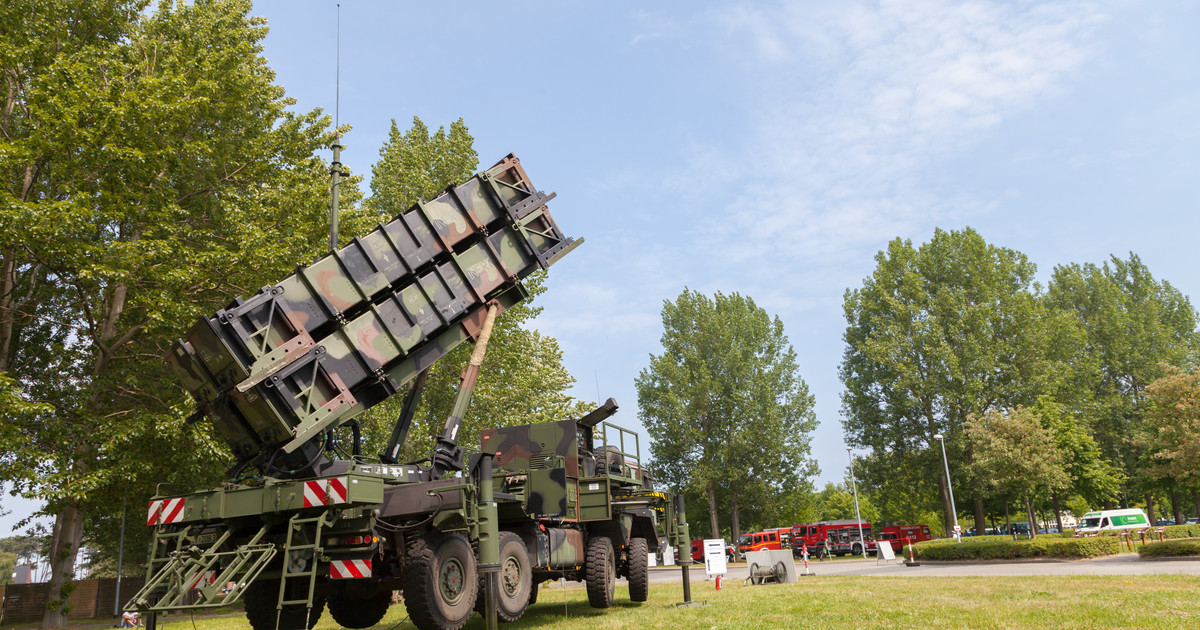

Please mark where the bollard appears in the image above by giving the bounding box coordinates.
[715,575,721,590]
[905,536,920,567]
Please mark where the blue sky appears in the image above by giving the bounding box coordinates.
[4,0,1199,534]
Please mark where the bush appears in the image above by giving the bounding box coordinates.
[1159,524,1200,539]
[1070,524,1200,540]
[906,535,1121,561]
[1137,538,1200,558]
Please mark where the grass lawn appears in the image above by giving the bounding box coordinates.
[26,574,1195,630]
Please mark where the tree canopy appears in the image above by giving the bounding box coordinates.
[636,288,818,542]
[1045,254,1200,510]
[0,2,357,625]
[964,406,1069,539]
[840,227,1048,534]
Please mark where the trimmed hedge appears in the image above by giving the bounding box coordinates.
[1157,524,1200,539]
[905,535,1121,561]
[1137,537,1200,558]
[1070,524,1200,540]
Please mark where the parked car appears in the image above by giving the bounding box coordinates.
[999,522,1032,536]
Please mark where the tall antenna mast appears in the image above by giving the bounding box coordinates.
[328,2,343,253]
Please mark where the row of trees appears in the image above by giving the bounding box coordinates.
[841,228,1199,537]
[1,3,590,628]
[636,228,1199,544]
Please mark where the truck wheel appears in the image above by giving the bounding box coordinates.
[327,588,391,628]
[475,531,532,622]
[585,536,615,608]
[627,537,649,602]
[404,532,477,630]
[852,543,862,556]
[243,579,325,630]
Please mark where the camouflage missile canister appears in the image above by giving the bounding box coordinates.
[167,154,580,464]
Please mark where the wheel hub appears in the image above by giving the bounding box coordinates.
[502,556,521,596]
[440,558,466,604]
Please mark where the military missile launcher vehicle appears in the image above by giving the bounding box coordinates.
[129,155,689,630]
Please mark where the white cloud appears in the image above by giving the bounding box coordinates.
[677,0,1106,280]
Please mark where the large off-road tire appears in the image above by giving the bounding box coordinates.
[474,531,532,622]
[243,579,325,630]
[404,532,478,630]
[585,536,615,608]
[327,587,392,628]
[627,537,649,602]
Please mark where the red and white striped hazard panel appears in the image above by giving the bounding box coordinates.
[187,570,216,589]
[329,558,371,579]
[147,497,185,525]
[303,477,348,508]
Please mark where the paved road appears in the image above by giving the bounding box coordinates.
[637,554,1200,582]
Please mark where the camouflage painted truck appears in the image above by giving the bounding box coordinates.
[129,155,687,630]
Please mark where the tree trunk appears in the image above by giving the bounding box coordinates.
[0,252,14,372]
[730,496,741,555]
[1192,490,1200,522]
[972,494,985,537]
[936,465,954,534]
[41,270,132,628]
[706,480,719,539]
[40,501,84,629]
[1145,494,1156,525]
[1171,488,1183,524]
[1023,489,1037,540]
[1052,493,1064,533]
[1005,503,1012,538]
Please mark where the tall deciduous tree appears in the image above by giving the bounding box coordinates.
[0,2,354,626]
[964,406,1068,539]
[350,117,591,463]
[636,289,818,545]
[1045,254,1200,509]
[840,228,1054,536]
[1138,365,1200,516]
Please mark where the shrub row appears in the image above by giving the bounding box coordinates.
[1156,524,1200,539]
[1068,524,1200,540]
[1137,538,1200,558]
[905,535,1121,561]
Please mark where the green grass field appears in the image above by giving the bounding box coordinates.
[40,574,1196,630]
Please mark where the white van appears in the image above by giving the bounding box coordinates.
[1075,508,1149,533]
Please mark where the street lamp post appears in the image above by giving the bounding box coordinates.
[846,447,867,559]
[934,433,960,542]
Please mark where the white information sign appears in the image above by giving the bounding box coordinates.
[703,538,727,576]
[877,541,896,561]
[662,544,675,566]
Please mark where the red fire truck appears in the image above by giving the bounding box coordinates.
[736,527,793,555]
[876,524,934,552]
[790,520,877,556]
